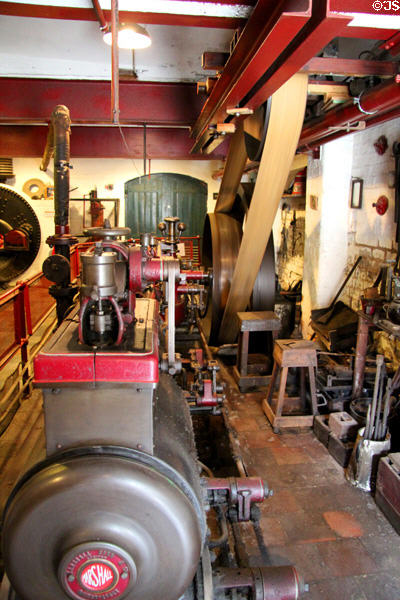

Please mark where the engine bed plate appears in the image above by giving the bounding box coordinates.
[34,298,159,386]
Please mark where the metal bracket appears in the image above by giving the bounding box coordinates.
[328,121,366,132]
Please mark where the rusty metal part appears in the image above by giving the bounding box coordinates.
[206,476,270,521]
[219,74,308,343]
[352,314,372,399]
[213,565,304,600]
[0,185,41,282]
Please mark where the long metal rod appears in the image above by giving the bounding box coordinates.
[111,0,119,125]
[196,315,214,363]
[329,255,362,309]
[92,0,108,31]
[365,354,384,439]
[143,124,147,176]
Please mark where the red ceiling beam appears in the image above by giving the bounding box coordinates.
[191,0,312,146]
[298,106,400,150]
[0,125,228,159]
[302,57,396,78]
[191,0,355,152]
[0,2,244,28]
[341,27,398,40]
[0,78,203,127]
[330,0,400,14]
[238,1,352,113]
[176,0,255,4]
[298,78,400,151]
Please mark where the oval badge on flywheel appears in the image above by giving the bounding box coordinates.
[60,543,136,600]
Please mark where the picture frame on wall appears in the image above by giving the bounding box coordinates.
[350,178,363,209]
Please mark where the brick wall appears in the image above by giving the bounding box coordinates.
[340,117,400,310]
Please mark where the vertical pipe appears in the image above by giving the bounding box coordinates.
[352,315,371,399]
[143,124,147,176]
[111,0,119,125]
[52,105,71,239]
[92,0,108,31]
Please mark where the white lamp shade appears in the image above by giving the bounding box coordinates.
[103,24,151,49]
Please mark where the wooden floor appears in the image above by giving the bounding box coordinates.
[0,390,45,513]
[0,379,399,599]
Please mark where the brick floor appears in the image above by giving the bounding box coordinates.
[323,510,364,538]
[225,384,400,600]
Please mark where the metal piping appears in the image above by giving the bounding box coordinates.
[111,0,120,125]
[91,0,108,32]
[40,105,71,229]
[143,124,147,175]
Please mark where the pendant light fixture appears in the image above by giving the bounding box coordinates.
[103,23,152,50]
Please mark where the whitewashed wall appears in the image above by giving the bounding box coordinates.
[301,117,400,336]
[0,15,232,82]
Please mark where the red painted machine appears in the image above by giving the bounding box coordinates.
[0,105,304,600]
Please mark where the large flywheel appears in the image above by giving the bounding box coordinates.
[0,186,41,283]
[203,209,275,345]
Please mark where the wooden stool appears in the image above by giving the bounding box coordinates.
[262,339,319,433]
[233,311,280,391]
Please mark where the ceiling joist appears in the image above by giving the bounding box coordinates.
[0,0,251,28]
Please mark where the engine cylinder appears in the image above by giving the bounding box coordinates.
[81,251,117,299]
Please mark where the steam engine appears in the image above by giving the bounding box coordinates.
[1,106,303,600]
